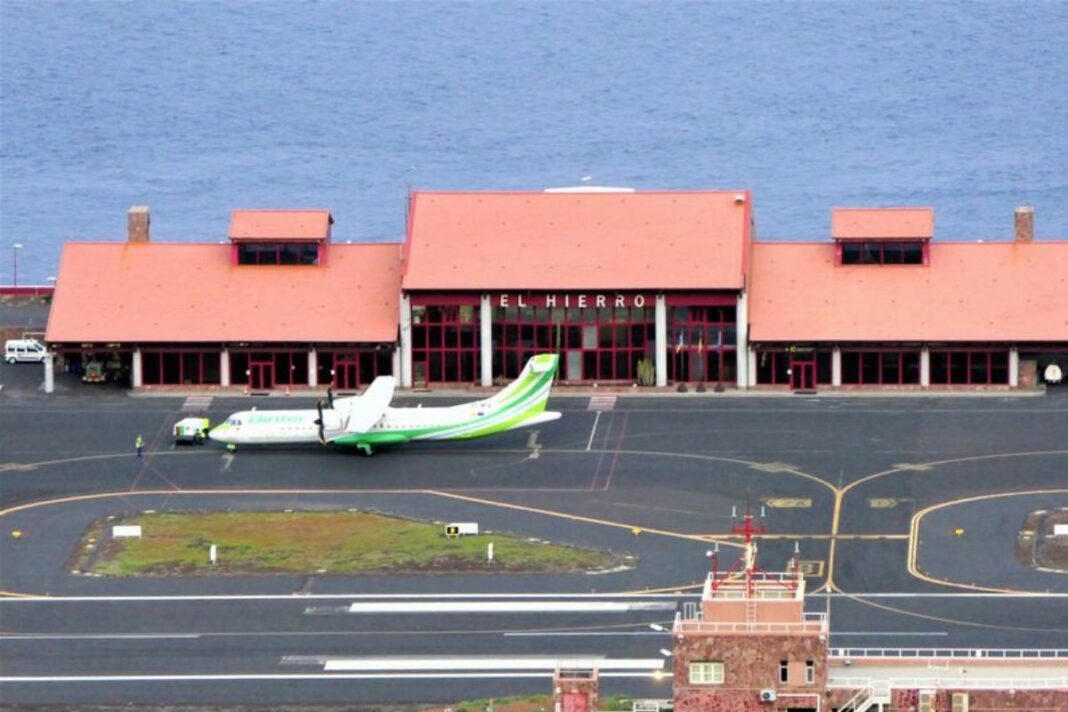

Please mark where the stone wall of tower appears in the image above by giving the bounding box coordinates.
[673,632,827,711]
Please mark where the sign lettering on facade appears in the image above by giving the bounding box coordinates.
[496,293,648,309]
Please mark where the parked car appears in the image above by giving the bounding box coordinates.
[4,338,46,364]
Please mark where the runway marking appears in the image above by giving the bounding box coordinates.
[342,601,675,614]
[526,430,541,459]
[427,489,741,548]
[825,449,1068,593]
[0,672,661,682]
[319,656,663,672]
[0,633,200,640]
[588,395,617,412]
[762,497,812,508]
[798,560,825,577]
[503,631,665,637]
[586,411,601,451]
[906,488,1068,594]
[181,395,213,413]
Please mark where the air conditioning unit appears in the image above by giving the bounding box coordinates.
[759,689,777,703]
[919,690,937,712]
[952,692,969,712]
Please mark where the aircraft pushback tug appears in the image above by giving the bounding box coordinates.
[209,354,560,454]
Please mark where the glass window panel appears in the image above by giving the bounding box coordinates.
[444,352,459,382]
[862,243,881,264]
[990,352,1009,383]
[757,352,774,384]
[584,351,597,380]
[723,324,737,346]
[582,326,598,349]
[774,353,790,384]
[230,353,249,385]
[861,352,879,383]
[880,352,900,383]
[444,326,459,348]
[901,352,920,384]
[842,243,862,264]
[599,325,613,348]
[930,352,948,383]
[903,243,924,264]
[970,352,989,384]
[689,351,706,381]
[182,352,201,384]
[614,325,628,347]
[630,324,647,347]
[300,243,319,264]
[816,351,832,384]
[162,352,181,384]
[143,353,161,384]
[707,352,721,382]
[722,350,737,383]
[279,244,299,265]
[842,352,860,384]
[883,243,904,264]
[566,351,583,381]
[598,351,612,379]
[291,352,308,385]
[950,352,969,383]
[429,352,443,382]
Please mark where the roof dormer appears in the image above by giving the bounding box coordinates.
[832,207,933,265]
[229,209,333,265]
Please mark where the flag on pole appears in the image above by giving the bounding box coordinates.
[675,331,685,354]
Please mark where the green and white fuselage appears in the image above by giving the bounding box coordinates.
[209,354,560,454]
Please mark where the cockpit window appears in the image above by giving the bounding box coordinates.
[227,417,243,427]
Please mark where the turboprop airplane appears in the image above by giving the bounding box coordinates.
[209,353,560,455]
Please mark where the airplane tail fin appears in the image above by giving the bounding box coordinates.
[484,354,559,416]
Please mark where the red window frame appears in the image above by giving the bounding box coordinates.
[141,349,221,385]
[411,305,480,384]
[837,240,928,265]
[228,350,309,387]
[667,306,737,383]
[756,349,833,386]
[492,305,654,382]
[316,348,392,389]
[234,242,321,265]
[840,349,922,385]
[929,349,1009,385]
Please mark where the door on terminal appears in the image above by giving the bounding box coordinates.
[333,356,359,390]
[249,360,274,390]
[561,692,588,712]
[790,358,815,390]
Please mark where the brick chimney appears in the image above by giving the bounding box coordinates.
[128,206,150,243]
[1015,205,1034,243]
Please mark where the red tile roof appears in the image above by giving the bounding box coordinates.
[402,191,751,291]
[46,243,400,344]
[831,207,934,240]
[749,242,1068,342]
[229,210,333,241]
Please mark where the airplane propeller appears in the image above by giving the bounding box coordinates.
[314,400,326,445]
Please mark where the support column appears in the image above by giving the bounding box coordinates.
[654,294,668,387]
[220,349,231,387]
[480,294,493,387]
[747,347,757,387]
[1009,347,1019,387]
[43,351,54,394]
[391,347,400,379]
[735,290,750,389]
[920,347,930,388]
[831,347,842,387]
[307,349,318,388]
[131,349,143,388]
[399,294,413,388]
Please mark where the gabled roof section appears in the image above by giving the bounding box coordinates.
[46,242,400,344]
[832,207,934,240]
[229,209,333,242]
[749,241,1068,342]
[402,191,751,291]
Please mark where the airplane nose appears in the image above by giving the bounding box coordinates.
[208,423,231,442]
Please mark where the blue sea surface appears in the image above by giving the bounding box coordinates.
[2,1,1067,281]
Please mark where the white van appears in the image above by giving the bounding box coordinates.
[4,339,47,364]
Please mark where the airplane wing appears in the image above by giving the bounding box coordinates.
[342,376,395,434]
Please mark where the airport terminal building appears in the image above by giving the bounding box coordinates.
[44,192,1068,392]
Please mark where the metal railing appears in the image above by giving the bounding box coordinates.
[830,647,1068,660]
[829,675,1068,691]
[674,610,828,634]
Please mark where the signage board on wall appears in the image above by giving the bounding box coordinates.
[495,293,650,309]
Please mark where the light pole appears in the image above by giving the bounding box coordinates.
[12,244,23,287]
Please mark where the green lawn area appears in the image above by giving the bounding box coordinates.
[81,510,629,576]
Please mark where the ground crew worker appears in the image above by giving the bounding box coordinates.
[135,434,144,458]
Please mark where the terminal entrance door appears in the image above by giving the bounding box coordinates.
[790,357,815,390]
[249,359,275,390]
[333,355,360,390]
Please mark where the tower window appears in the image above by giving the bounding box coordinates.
[779,660,789,683]
[689,661,724,685]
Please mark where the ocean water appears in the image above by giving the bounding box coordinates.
[2,1,1067,282]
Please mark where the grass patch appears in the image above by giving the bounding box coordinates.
[80,510,630,576]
